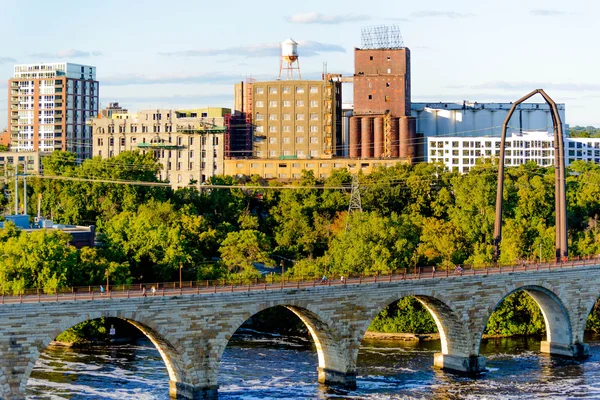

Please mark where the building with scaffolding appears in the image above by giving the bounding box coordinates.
[89,107,229,189]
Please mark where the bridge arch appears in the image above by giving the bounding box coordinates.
[216,300,354,387]
[362,291,473,356]
[21,310,191,398]
[477,284,578,357]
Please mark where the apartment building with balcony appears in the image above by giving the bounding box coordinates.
[8,63,98,160]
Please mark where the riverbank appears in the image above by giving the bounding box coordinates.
[364,331,441,341]
[50,337,134,348]
[364,331,550,341]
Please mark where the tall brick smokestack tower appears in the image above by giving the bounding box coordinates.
[350,25,415,162]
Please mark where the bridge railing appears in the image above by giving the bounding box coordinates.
[1,254,599,304]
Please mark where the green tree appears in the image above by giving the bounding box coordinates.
[219,229,272,277]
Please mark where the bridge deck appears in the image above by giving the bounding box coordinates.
[2,256,598,305]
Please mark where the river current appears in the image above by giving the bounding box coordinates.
[26,333,600,399]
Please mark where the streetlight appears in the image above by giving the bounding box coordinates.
[179,262,183,290]
[105,269,109,292]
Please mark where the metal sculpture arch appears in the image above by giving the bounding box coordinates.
[493,89,567,261]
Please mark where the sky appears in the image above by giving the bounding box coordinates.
[1,0,599,128]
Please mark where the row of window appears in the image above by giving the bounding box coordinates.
[430,140,560,149]
[255,150,319,157]
[255,125,319,133]
[431,149,556,157]
[257,137,319,144]
[99,136,219,147]
[569,142,600,148]
[255,113,319,121]
[255,100,320,108]
[255,86,319,95]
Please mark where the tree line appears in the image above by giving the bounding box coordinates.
[2,150,600,336]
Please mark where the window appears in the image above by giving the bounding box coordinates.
[310,100,319,107]
[283,113,291,120]
[269,126,277,133]
[296,100,305,107]
[283,100,291,107]
[385,96,390,102]
[296,137,305,143]
[283,126,291,132]
[368,95,372,100]
[256,151,264,157]
[310,113,318,121]
[296,150,305,157]
[256,101,264,107]
[310,126,318,133]
[269,114,277,121]
[251,163,259,168]
[282,87,291,94]
[310,137,318,144]
[256,87,264,94]
[296,87,305,94]
[269,150,277,157]
[296,114,305,120]
[255,126,264,133]
[309,86,318,94]
[269,137,277,144]
[369,56,373,60]
[283,137,291,144]
[296,126,304,133]
[269,100,277,107]
[269,87,277,94]
[292,163,300,168]
[255,113,264,121]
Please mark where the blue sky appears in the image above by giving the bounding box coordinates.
[2,0,599,127]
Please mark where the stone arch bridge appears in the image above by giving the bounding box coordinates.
[0,261,598,399]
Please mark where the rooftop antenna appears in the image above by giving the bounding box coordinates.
[360,25,404,49]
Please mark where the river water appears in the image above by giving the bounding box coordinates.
[27,333,600,399]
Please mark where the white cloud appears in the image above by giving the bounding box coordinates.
[411,11,474,19]
[103,72,246,87]
[0,57,16,64]
[159,40,345,58]
[286,12,370,24]
[30,49,103,59]
[529,9,566,17]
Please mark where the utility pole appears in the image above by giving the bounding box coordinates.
[346,174,363,231]
[179,262,183,289]
[14,165,18,215]
[23,163,27,215]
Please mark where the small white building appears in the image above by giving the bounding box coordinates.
[427,131,600,173]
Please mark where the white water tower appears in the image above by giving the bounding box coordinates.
[279,38,302,80]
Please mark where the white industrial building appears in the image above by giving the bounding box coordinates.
[340,101,566,161]
[427,131,600,173]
